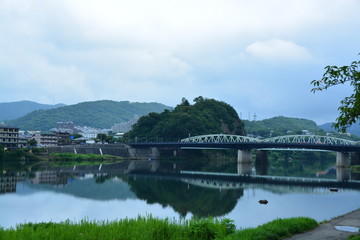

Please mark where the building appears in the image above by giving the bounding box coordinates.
[54,131,71,145]
[31,133,58,147]
[111,115,139,133]
[0,126,19,148]
[82,132,98,138]
[50,121,76,134]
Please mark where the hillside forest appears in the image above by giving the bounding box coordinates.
[124,97,245,141]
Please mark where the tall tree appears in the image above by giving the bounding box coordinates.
[311,54,360,132]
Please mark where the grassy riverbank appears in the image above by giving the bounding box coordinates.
[0,216,318,240]
[49,152,124,167]
[351,165,360,173]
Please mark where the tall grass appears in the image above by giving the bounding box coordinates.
[225,217,318,240]
[0,216,317,240]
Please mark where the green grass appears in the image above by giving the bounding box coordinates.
[348,235,360,240]
[350,165,360,173]
[0,216,318,240]
[49,153,123,166]
[224,217,318,240]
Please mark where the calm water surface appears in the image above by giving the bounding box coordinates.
[1,159,360,229]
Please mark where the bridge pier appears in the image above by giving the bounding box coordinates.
[336,167,351,181]
[336,152,350,167]
[237,162,252,175]
[237,150,252,163]
[255,150,268,175]
[128,147,160,160]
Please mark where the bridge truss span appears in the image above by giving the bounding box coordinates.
[181,134,261,143]
[264,135,358,146]
[129,134,360,155]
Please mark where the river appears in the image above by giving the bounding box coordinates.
[1,157,360,230]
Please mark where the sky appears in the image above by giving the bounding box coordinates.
[0,0,359,125]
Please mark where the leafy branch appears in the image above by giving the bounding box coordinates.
[311,55,360,132]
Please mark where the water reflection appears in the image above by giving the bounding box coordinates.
[1,159,360,229]
[0,174,17,193]
[123,175,243,217]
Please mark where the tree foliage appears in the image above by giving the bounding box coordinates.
[0,144,4,162]
[125,97,245,140]
[311,54,360,132]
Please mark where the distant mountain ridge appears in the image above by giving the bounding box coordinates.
[243,116,320,137]
[319,122,360,137]
[6,100,172,131]
[245,116,360,139]
[0,100,65,121]
[4,100,360,137]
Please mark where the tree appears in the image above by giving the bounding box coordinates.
[96,133,107,143]
[311,54,360,132]
[193,96,205,103]
[28,139,37,147]
[0,144,4,162]
[73,133,83,139]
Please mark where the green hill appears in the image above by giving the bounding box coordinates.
[6,100,172,131]
[244,116,322,137]
[125,97,245,140]
[0,100,65,121]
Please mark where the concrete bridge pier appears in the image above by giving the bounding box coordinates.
[237,150,252,163]
[127,147,160,160]
[237,162,252,175]
[255,150,268,175]
[336,152,350,167]
[237,150,252,175]
[336,167,351,181]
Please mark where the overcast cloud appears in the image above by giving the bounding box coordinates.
[0,0,359,124]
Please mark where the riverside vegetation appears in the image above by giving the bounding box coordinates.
[0,216,318,240]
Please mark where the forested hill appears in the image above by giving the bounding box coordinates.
[243,116,321,137]
[125,97,245,140]
[0,100,65,121]
[6,100,172,131]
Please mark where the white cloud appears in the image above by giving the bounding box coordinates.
[0,0,360,123]
[245,39,313,62]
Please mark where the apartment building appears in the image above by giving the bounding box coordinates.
[0,126,19,148]
[31,133,58,147]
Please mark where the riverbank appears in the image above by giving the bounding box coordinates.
[285,208,360,240]
[0,216,317,240]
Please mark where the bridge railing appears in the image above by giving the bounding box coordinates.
[263,135,358,146]
[181,134,262,143]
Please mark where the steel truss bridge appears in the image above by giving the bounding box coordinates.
[128,134,360,152]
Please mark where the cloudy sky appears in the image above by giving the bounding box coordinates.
[0,0,359,124]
